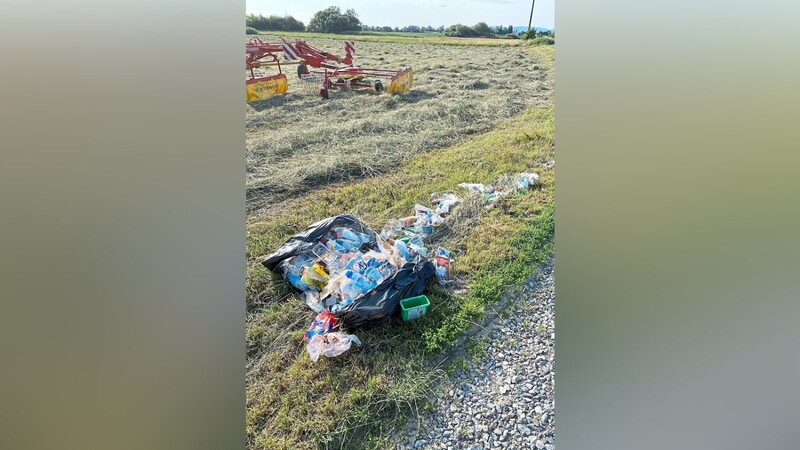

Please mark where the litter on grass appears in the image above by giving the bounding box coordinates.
[459,172,540,208]
[262,171,540,361]
[307,332,362,362]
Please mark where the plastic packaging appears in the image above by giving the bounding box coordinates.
[301,262,330,290]
[304,311,338,342]
[394,240,410,260]
[306,332,362,362]
[433,246,452,285]
[432,193,461,215]
[517,172,540,190]
[304,290,324,313]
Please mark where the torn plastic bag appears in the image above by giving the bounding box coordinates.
[262,214,375,271]
[306,332,362,362]
[329,252,435,329]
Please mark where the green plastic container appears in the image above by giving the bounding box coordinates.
[400,295,430,321]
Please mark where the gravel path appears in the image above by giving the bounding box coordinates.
[401,262,555,450]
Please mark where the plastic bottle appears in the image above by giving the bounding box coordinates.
[327,240,347,254]
[345,270,376,293]
[337,239,357,252]
[287,273,310,291]
[394,240,410,260]
[339,275,362,300]
[339,228,360,242]
[365,267,383,285]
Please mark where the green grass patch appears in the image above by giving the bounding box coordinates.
[246,46,553,448]
[525,36,555,46]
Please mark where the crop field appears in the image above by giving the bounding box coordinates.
[246,36,554,450]
[246,38,552,213]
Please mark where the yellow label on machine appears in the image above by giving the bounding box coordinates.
[389,69,413,94]
[246,75,288,102]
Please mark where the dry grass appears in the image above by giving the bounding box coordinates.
[245,38,552,213]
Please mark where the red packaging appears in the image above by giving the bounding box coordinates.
[304,311,338,342]
[434,255,451,283]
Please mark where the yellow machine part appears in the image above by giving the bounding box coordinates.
[389,69,413,94]
[246,75,288,102]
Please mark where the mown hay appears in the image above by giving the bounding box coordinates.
[245,38,552,212]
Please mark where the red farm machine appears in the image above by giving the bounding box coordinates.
[245,38,413,102]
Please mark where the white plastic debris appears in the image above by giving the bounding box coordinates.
[306,332,362,362]
[517,172,540,190]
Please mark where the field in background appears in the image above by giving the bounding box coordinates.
[246,38,552,213]
[246,41,554,449]
[253,30,524,46]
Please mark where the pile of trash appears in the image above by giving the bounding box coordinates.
[263,214,436,361]
[261,171,540,362]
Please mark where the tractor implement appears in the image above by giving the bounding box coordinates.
[246,38,290,102]
[245,37,413,102]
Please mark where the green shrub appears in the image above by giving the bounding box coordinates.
[528,36,555,46]
[245,26,259,35]
[444,24,479,37]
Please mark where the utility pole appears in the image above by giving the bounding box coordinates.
[527,0,536,32]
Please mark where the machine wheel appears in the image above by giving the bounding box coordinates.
[297,63,308,79]
[374,80,383,92]
[320,88,329,100]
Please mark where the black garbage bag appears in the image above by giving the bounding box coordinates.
[332,253,434,328]
[262,214,373,271]
[262,214,435,329]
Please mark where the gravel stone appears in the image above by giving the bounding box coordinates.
[408,263,555,449]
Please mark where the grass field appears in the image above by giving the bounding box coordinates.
[253,30,524,47]
[246,38,552,213]
[246,40,554,449]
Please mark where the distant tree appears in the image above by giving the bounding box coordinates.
[381,25,393,32]
[394,26,400,32]
[307,6,361,33]
[437,25,445,32]
[472,22,492,36]
[507,25,514,34]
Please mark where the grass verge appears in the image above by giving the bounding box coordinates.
[246,103,554,449]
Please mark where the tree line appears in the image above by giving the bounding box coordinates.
[246,6,553,40]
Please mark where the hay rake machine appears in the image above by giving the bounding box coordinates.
[245,38,413,102]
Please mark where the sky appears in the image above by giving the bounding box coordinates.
[246,0,555,30]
